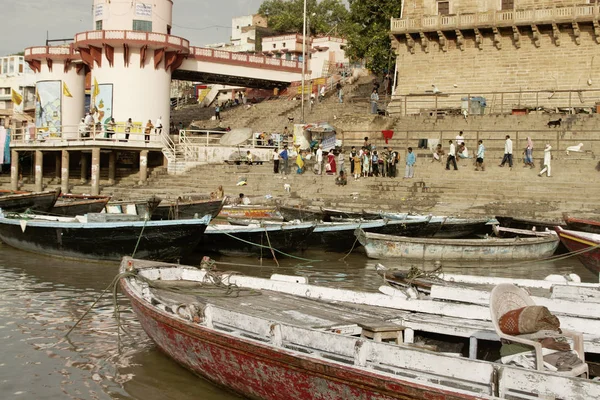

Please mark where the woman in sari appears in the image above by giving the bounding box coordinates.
[353,153,362,180]
[326,151,337,175]
[296,151,305,174]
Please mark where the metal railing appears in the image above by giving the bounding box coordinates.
[388,89,600,116]
[391,5,600,33]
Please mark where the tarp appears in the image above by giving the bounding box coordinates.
[303,122,336,133]
[219,127,253,146]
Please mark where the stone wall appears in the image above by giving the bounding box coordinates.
[392,24,600,114]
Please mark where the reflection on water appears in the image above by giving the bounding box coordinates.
[0,244,595,399]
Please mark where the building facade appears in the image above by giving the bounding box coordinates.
[391,1,600,114]
[0,56,36,127]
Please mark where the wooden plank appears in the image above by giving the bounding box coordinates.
[551,285,600,303]
[439,273,600,289]
[430,285,600,319]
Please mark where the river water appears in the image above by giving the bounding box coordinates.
[0,245,596,399]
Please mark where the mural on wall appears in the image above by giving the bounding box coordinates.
[35,80,61,136]
[92,83,113,126]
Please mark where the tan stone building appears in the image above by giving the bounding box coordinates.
[390,1,600,114]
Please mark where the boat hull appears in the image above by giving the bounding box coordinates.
[152,199,224,220]
[0,190,60,213]
[555,227,600,274]
[218,205,282,220]
[122,282,481,400]
[278,205,326,222]
[495,216,563,231]
[0,216,209,261]
[199,224,316,256]
[50,197,110,216]
[357,231,559,261]
[563,215,600,235]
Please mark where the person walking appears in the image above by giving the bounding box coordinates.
[538,143,552,177]
[404,147,416,178]
[273,148,280,173]
[370,89,379,114]
[475,140,485,171]
[215,104,221,120]
[124,118,133,141]
[446,140,458,170]
[144,119,153,142]
[523,137,535,168]
[316,144,324,175]
[499,135,513,168]
[336,82,343,103]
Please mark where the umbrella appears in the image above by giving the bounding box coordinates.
[219,128,253,146]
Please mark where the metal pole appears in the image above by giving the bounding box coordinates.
[301,0,307,123]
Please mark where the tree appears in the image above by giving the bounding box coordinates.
[345,0,402,74]
[258,0,350,36]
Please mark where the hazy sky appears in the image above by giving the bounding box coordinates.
[0,0,265,56]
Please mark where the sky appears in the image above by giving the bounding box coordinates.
[0,0,265,56]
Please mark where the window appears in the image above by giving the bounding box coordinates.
[501,0,514,10]
[96,20,103,30]
[437,1,449,15]
[133,20,152,32]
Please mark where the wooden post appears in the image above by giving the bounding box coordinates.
[61,150,70,194]
[91,147,100,196]
[139,150,149,185]
[34,150,43,192]
[10,150,19,191]
[108,150,116,185]
[80,152,88,184]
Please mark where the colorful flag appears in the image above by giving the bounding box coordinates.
[11,88,23,106]
[63,82,73,98]
[93,77,100,98]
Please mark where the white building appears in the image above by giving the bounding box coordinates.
[0,55,36,127]
[206,14,269,53]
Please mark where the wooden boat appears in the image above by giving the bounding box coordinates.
[50,194,110,216]
[0,211,211,261]
[277,204,326,222]
[555,226,600,274]
[106,197,162,217]
[218,204,282,220]
[355,230,560,260]
[199,222,316,256]
[151,197,225,220]
[494,215,564,231]
[322,207,381,221]
[120,257,600,400]
[563,214,600,235]
[0,189,60,213]
[381,213,494,238]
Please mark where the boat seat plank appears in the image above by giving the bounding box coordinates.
[551,285,600,303]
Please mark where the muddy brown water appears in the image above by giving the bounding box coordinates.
[0,245,596,399]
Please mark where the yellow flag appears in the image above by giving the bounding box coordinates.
[93,77,100,98]
[63,82,73,98]
[11,88,23,106]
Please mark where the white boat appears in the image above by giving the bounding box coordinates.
[355,229,560,261]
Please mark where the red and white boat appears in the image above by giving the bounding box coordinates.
[555,226,600,275]
[563,214,600,235]
[119,257,599,400]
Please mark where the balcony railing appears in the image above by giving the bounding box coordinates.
[74,30,190,52]
[391,5,600,33]
[189,46,302,71]
[24,44,79,59]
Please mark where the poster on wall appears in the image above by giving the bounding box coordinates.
[35,80,61,136]
[92,83,113,126]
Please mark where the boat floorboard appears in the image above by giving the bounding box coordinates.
[150,285,406,330]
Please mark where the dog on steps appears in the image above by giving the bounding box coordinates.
[547,118,562,128]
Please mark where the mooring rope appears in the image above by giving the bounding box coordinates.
[131,217,149,258]
[219,230,322,262]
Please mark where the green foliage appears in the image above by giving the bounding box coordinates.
[345,0,402,74]
[258,0,350,36]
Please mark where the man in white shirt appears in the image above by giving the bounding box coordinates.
[155,117,163,135]
[316,144,323,175]
[445,140,458,170]
[499,135,513,168]
[455,131,465,146]
[538,144,552,177]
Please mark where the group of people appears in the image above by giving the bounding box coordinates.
[436,131,552,177]
[77,114,162,143]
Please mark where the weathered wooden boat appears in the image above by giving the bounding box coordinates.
[199,222,316,256]
[563,214,600,235]
[381,213,494,238]
[152,197,225,220]
[555,226,600,275]
[494,215,564,231]
[120,257,600,399]
[50,194,111,216]
[0,211,211,261]
[105,197,162,217]
[322,207,381,221]
[356,230,560,260]
[0,189,60,213]
[218,204,282,220]
[277,204,327,222]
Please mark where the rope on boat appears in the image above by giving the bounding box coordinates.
[219,230,322,262]
[131,217,149,258]
[264,227,280,267]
